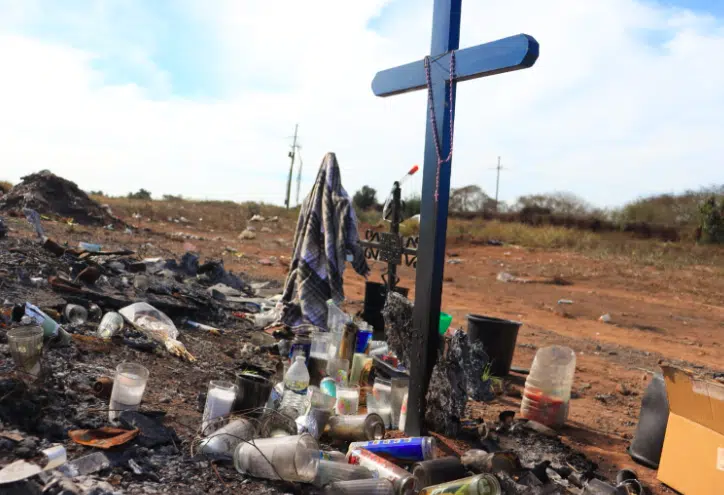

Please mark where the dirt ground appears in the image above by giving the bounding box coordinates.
[4,208,723,495]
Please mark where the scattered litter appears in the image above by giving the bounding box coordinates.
[119,302,196,361]
[497,271,528,283]
[238,228,256,240]
[599,313,612,323]
[68,427,139,449]
[557,299,574,305]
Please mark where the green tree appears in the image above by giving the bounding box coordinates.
[402,194,421,218]
[353,186,378,211]
[128,189,152,200]
[699,196,724,244]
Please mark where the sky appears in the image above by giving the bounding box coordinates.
[0,0,723,208]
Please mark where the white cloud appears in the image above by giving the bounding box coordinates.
[0,0,722,208]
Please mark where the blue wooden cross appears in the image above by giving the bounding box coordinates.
[371,0,539,436]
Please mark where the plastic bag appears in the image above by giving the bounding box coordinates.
[119,302,195,361]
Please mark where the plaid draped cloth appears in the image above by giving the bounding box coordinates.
[281,152,370,329]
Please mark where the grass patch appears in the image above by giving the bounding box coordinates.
[448,219,724,268]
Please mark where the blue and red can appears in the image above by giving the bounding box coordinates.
[347,437,436,463]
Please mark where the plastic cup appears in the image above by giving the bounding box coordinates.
[335,385,360,415]
[7,326,44,378]
[234,433,320,482]
[438,312,452,335]
[109,363,149,422]
[202,381,238,434]
[308,385,337,410]
[327,358,350,385]
[391,377,409,429]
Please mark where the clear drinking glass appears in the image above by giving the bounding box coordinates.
[64,304,88,325]
[323,479,396,495]
[109,363,149,422]
[7,326,44,379]
[88,304,103,322]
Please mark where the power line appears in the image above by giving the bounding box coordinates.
[284,124,300,209]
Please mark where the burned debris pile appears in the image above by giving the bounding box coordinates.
[0,170,123,227]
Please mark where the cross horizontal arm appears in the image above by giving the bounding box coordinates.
[372,33,539,97]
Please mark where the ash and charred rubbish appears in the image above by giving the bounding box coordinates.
[0,171,125,228]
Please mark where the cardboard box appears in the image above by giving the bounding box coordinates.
[657,365,724,495]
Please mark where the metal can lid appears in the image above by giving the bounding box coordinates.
[398,474,417,495]
[421,436,437,460]
[476,474,502,494]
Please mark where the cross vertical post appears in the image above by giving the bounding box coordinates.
[407,0,460,437]
[370,0,539,436]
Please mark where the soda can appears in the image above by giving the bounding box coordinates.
[327,413,386,442]
[418,474,501,495]
[412,457,468,490]
[347,437,436,464]
[348,448,416,494]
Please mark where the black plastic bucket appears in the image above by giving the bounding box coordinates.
[466,314,522,377]
[234,370,273,415]
[628,372,669,469]
[363,281,409,338]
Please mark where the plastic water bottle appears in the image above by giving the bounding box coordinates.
[279,356,310,418]
[520,346,576,428]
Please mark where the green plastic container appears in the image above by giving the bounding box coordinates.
[438,312,453,335]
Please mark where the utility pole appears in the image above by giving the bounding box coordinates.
[285,124,299,209]
[494,156,503,211]
[295,152,304,206]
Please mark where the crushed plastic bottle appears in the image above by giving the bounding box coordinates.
[279,355,310,418]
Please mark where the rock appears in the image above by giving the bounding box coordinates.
[465,333,495,402]
[425,330,469,436]
[238,229,256,240]
[382,292,413,369]
[595,393,614,403]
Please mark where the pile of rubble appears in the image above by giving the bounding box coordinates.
[0,170,124,227]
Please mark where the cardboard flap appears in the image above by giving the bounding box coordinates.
[663,365,724,435]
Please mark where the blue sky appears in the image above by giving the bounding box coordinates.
[0,0,722,208]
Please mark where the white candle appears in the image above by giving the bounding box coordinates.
[202,381,237,433]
